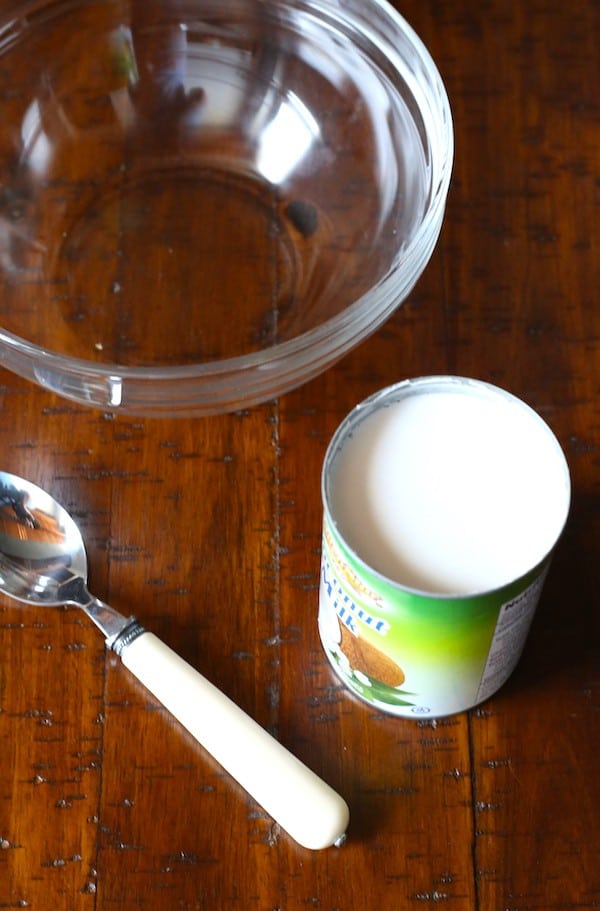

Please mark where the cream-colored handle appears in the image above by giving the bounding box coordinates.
[119,632,349,850]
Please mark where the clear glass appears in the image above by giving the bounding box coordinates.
[0,0,453,415]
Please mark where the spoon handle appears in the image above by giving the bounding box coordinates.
[117,630,349,851]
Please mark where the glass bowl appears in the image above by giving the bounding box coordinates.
[0,0,452,416]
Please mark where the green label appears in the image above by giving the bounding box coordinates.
[318,517,546,717]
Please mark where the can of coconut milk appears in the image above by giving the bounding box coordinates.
[318,376,571,717]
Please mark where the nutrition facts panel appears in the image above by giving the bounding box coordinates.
[476,569,549,703]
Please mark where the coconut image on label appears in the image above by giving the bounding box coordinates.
[319,525,415,708]
[319,376,571,717]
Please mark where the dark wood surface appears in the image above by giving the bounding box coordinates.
[1,1,598,908]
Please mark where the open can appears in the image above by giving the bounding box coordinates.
[318,376,571,717]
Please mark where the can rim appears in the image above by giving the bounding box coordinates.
[321,375,572,601]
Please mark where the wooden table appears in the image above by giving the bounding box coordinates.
[1,1,598,908]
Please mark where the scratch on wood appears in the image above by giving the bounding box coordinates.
[362,785,419,796]
[444,768,468,780]
[42,854,83,867]
[170,451,205,461]
[418,737,457,749]
[475,801,502,812]
[483,757,521,784]
[55,794,88,808]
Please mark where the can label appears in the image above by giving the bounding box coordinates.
[318,517,548,717]
[475,569,547,703]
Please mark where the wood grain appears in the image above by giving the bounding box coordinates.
[0,1,598,909]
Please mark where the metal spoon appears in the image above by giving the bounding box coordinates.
[0,470,349,850]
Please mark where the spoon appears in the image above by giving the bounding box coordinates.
[0,470,349,850]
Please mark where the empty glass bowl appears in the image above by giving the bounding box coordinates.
[0,0,452,415]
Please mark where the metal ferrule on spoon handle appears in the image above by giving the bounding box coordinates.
[110,625,350,851]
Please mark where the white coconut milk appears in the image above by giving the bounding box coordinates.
[328,379,570,596]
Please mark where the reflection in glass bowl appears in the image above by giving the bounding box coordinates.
[0,0,453,415]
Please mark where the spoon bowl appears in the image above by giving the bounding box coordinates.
[0,470,349,850]
[0,472,130,640]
